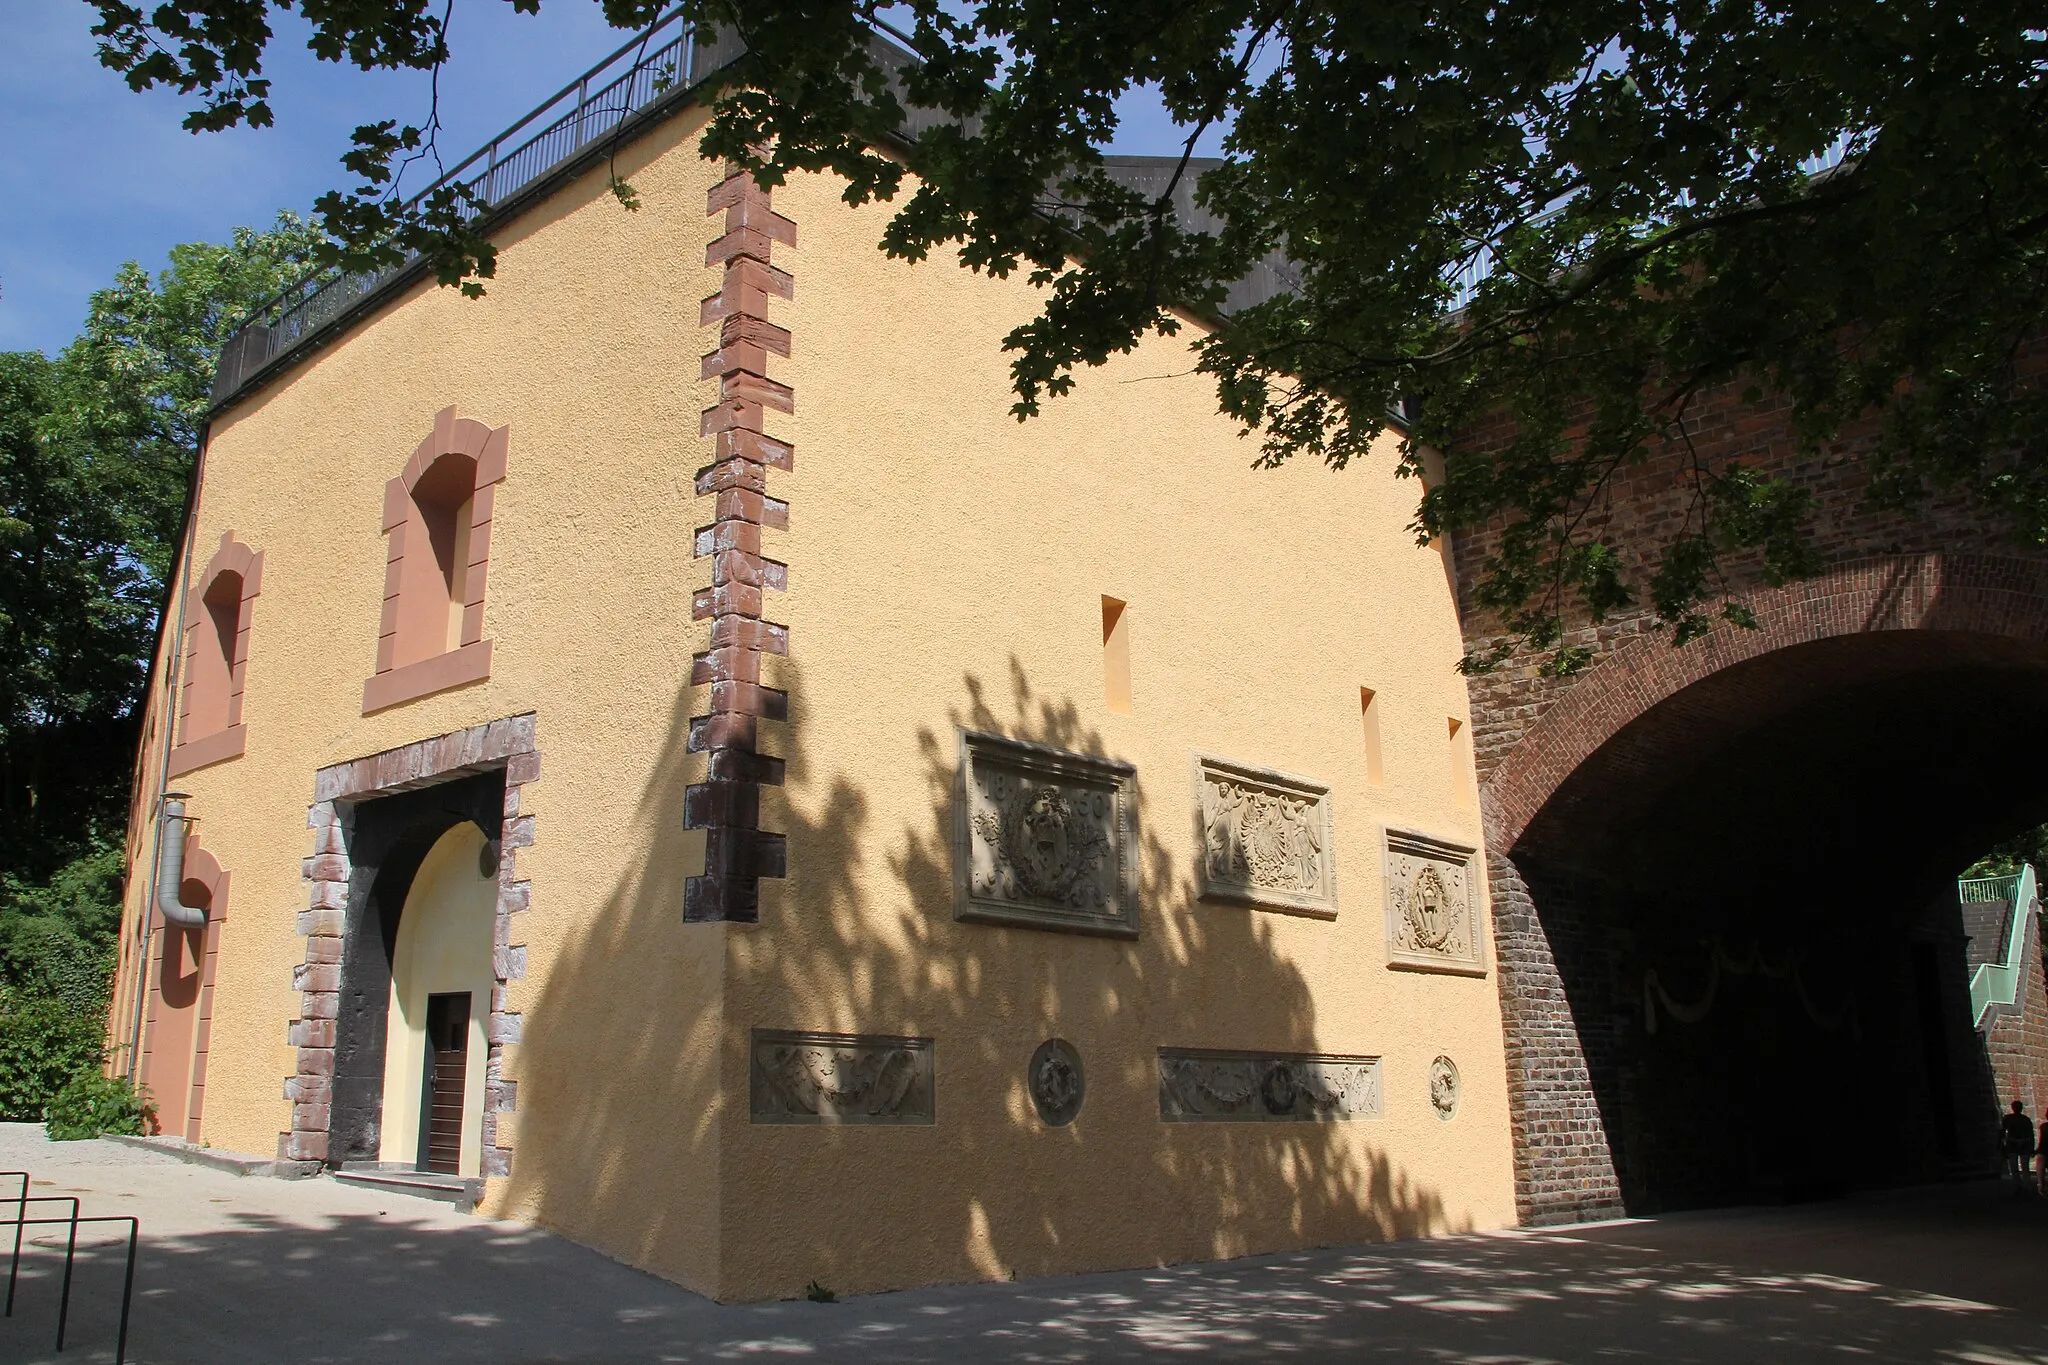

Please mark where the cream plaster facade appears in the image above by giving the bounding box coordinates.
[111,93,1517,1303]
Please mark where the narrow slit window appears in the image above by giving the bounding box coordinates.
[1360,688,1385,785]
[1102,596,1132,714]
[1449,716,1472,806]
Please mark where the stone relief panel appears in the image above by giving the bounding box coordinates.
[1383,829,1486,975]
[955,730,1138,938]
[1430,1055,1461,1120]
[749,1029,935,1125]
[1028,1038,1086,1127]
[1192,754,1337,918]
[1158,1048,1382,1122]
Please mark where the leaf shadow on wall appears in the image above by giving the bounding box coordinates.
[504,655,1451,1300]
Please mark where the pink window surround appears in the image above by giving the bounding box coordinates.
[169,532,263,778]
[363,407,508,714]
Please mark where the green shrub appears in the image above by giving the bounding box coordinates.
[45,1071,148,1141]
[0,995,106,1121]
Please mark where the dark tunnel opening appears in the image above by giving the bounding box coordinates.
[1505,631,2048,1211]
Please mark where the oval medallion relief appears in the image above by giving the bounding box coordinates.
[1429,1055,1460,1121]
[1029,1038,1086,1126]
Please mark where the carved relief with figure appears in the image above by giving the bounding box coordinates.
[749,1029,934,1125]
[955,730,1138,937]
[1192,754,1337,917]
[1384,830,1485,974]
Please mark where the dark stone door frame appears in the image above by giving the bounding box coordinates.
[282,714,539,1178]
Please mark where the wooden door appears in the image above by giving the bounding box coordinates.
[418,993,470,1174]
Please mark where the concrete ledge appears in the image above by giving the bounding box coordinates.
[102,1133,322,1179]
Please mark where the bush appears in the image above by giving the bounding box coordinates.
[0,995,107,1121]
[45,1071,148,1141]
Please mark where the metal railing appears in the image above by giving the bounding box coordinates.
[0,1173,140,1364]
[1965,864,2039,1028]
[211,5,730,410]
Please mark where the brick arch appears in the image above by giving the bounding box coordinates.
[169,531,263,778]
[143,837,229,1143]
[1483,551,2048,852]
[364,405,508,714]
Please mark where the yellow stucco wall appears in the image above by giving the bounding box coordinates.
[112,104,1516,1305]
[712,168,1516,1300]
[111,108,732,1295]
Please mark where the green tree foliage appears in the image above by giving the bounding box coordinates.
[45,1070,149,1141]
[0,214,320,886]
[0,217,321,1115]
[1965,826,2048,881]
[84,2,2048,665]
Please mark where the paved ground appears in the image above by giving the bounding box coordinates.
[0,1123,2043,1363]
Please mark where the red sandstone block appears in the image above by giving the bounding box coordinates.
[281,1131,328,1162]
[305,937,344,965]
[722,314,792,356]
[707,225,780,266]
[297,1047,336,1076]
[685,872,759,922]
[301,991,339,1020]
[727,256,794,301]
[289,1019,336,1049]
[721,370,795,413]
[305,853,348,882]
[710,748,785,785]
[293,1103,332,1132]
[695,520,763,558]
[684,778,762,831]
[693,582,765,621]
[293,963,341,993]
[713,488,767,524]
[700,397,764,437]
[713,549,787,591]
[693,646,763,686]
[696,458,768,497]
[689,711,759,753]
[504,815,535,850]
[710,616,788,654]
[710,680,788,720]
[707,172,772,215]
[715,428,794,470]
[506,750,541,785]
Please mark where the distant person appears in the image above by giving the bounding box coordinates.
[2000,1100,2036,1191]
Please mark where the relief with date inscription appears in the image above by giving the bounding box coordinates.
[749,1029,934,1125]
[1193,754,1336,917]
[1157,1047,1382,1122]
[955,730,1138,937]
[1383,829,1485,974]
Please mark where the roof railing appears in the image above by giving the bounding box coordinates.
[211,5,721,409]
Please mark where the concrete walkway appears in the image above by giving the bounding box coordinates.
[0,1123,2043,1363]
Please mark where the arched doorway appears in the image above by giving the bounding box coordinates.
[325,769,504,1172]
[375,822,497,1175]
[1482,554,2048,1220]
[140,841,227,1142]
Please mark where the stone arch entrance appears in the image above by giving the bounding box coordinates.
[1481,553,2048,1222]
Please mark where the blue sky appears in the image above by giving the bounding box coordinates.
[2,0,1209,358]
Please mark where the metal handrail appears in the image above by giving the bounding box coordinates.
[211,4,716,409]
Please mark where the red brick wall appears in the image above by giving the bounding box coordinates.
[1455,364,2048,1221]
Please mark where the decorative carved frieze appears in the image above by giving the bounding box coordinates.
[955,730,1138,938]
[1028,1038,1086,1126]
[1157,1047,1382,1122]
[1383,829,1486,975]
[1192,754,1336,918]
[1430,1055,1461,1120]
[749,1029,934,1125]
